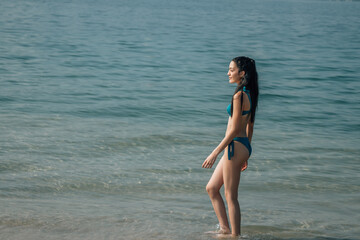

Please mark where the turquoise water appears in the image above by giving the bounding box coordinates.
[1,0,360,239]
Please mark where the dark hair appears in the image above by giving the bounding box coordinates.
[230,56,259,123]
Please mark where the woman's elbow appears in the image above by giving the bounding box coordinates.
[229,128,241,136]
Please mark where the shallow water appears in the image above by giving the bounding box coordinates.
[1,0,360,239]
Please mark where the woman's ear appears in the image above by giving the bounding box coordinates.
[239,70,245,78]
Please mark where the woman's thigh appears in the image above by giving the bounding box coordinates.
[207,155,226,191]
[223,143,249,194]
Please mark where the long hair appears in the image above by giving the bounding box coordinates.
[230,56,259,123]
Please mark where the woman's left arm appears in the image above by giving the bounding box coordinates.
[246,121,254,143]
[202,92,243,168]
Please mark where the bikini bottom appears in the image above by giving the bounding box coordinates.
[228,137,252,171]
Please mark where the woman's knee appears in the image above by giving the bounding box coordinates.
[206,184,220,198]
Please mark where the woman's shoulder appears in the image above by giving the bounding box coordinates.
[233,90,247,100]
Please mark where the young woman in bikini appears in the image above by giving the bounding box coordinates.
[202,56,259,237]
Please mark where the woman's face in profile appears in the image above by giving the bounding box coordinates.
[227,61,244,84]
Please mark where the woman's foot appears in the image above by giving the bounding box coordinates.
[215,233,240,239]
[204,227,230,235]
[217,227,231,234]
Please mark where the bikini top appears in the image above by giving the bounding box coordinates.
[226,86,252,116]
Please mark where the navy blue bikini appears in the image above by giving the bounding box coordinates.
[226,87,252,171]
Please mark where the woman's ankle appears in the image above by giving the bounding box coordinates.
[219,226,230,234]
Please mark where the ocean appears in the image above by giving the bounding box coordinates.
[0,0,359,239]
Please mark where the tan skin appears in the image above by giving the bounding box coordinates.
[202,61,254,237]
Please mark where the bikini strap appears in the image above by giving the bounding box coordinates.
[244,87,252,107]
[228,140,234,160]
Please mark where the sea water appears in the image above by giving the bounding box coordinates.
[1,0,359,239]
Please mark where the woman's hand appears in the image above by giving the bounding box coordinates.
[202,152,218,168]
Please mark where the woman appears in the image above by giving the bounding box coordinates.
[202,56,259,237]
